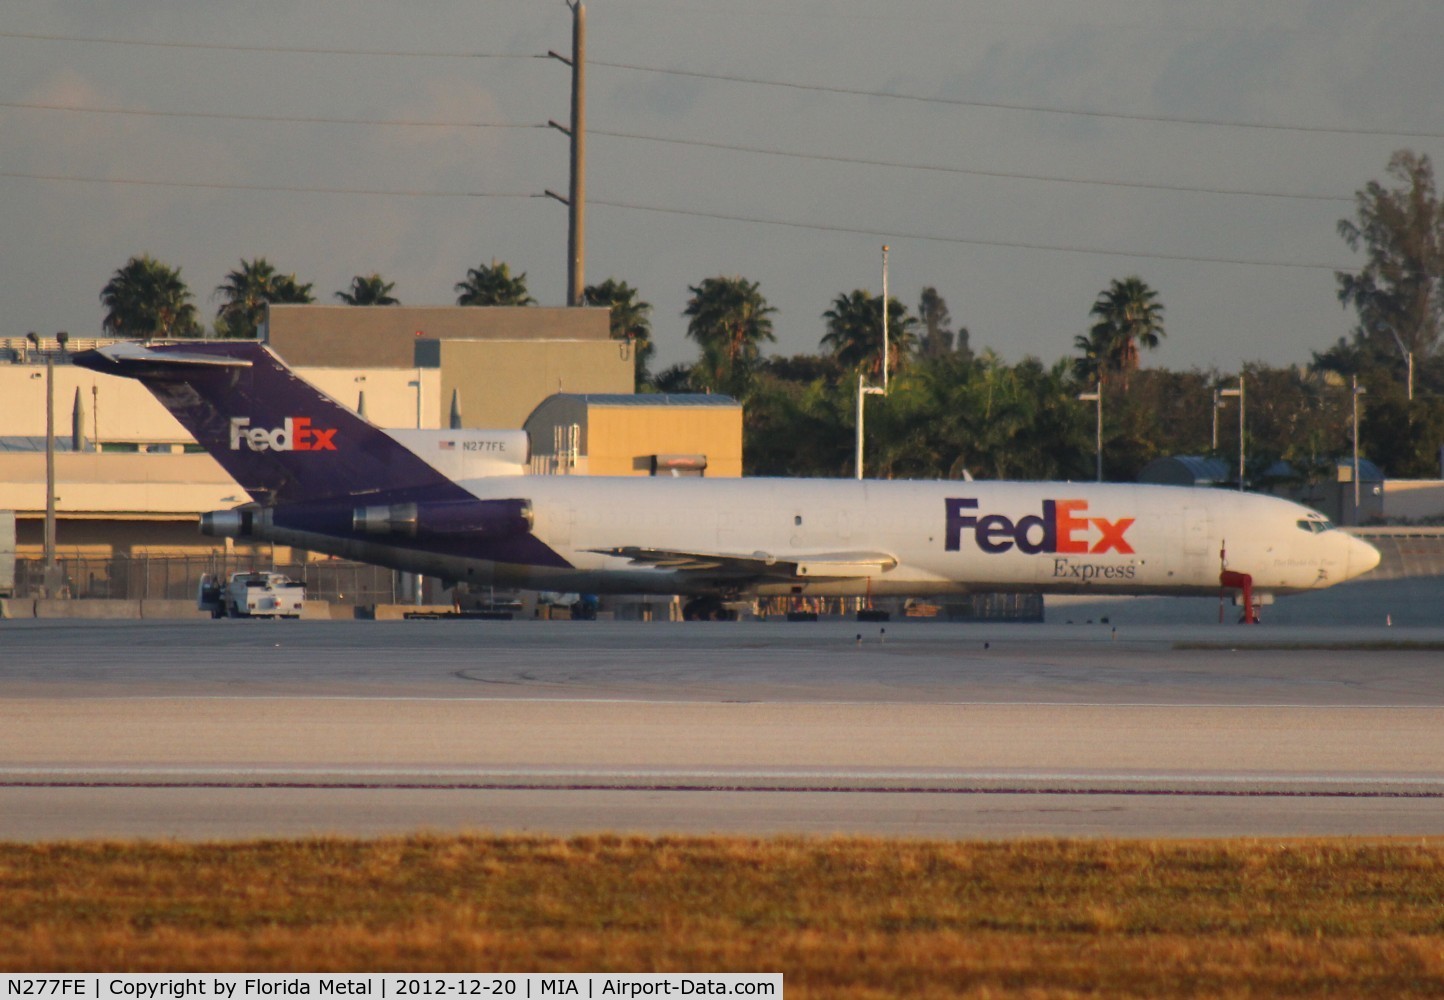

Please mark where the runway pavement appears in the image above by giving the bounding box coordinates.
[2,618,1443,840]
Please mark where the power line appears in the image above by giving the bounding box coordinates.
[0,98,1352,203]
[0,29,539,60]
[0,170,540,200]
[591,128,1351,203]
[0,170,1359,272]
[7,29,1440,140]
[592,60,1444,140]
[0,100,544,131]
[588,198,1358,273]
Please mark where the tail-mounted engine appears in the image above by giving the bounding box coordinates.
[352,498,534,540]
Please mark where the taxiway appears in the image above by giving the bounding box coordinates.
[2,619,1442,840]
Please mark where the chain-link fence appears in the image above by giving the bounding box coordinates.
[12,555,401,605]
[11,555,1046,621]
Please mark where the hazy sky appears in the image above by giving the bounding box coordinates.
[3,1,1443,375]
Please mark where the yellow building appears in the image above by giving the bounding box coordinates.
[525,394,743,478]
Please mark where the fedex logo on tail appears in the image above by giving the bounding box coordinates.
[229,417,337,452]
[945,498,1134,555]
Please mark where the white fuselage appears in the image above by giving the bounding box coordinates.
[449,476,1379,598]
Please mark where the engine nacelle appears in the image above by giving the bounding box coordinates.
[352,498,533,540]
[200,507,267,538]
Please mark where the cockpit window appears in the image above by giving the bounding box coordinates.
[1296,518,1335,534]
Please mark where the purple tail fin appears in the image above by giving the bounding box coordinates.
[73,341,454,505]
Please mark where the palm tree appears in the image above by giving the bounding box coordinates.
[1072,330,1107,384]
[214,258,314,339]
[335,274,399,305]
[100,255,201,338]
[455,260,535,306]
[583,278,653,386]
[917,286,954,357]
[1083,276,1166,387]
[683,276,776,398]
[820,289,917,377]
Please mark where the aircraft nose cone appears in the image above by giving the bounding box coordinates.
[1348,534,1381,578]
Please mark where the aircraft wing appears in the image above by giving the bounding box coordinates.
[590,546,898,582]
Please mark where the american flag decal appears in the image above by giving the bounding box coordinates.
[439,440,455,451]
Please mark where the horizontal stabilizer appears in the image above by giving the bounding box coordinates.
[75,341,253,374]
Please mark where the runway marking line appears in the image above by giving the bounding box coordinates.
[3,767,1442,798]
[4,766,1443,781]
[6,695,1443,709]
[1,780,1440,799]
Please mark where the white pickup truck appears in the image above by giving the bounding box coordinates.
[198,571,305,619]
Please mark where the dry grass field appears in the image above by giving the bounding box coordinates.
[3,836,1443,997]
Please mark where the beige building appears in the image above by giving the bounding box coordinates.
[264,304,633,429]
[419,338,634,431]
[264,304,611,368]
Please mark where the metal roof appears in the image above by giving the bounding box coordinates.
[0,436,80,452]
[564,393,740,407]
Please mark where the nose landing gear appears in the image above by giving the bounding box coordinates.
[1219,569,1260,624]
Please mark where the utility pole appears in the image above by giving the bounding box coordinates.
[547,3,586,306]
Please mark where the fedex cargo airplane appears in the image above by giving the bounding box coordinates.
[75,341,1380,619]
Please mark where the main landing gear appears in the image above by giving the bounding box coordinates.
[682,596,728,621]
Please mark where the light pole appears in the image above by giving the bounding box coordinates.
[1077,383,1102,482]
[1210,387,1222,451]
[1219,378,1245,491]
[880,244,890,394]
[27,331,64,595]
[855,374,884,480]
[1352,375,1367,524]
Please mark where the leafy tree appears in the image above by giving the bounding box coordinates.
[683,276,776,399]
[760,353,844,385]
[1361,393,1444,479]
[335,274,399,305]
[820,289,917,377]
[1337,150,1444,369]
[214,258,314,339]
[1076,276,1166,388]
[744,372,854,477]
[100,255,200,338]
[584,278,653,387]
[455,260,534,306]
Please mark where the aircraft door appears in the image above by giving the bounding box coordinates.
[1183,507,1210,555]
[1181,506,1210,581]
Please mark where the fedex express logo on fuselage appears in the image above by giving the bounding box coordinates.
[229,416,337,452]
[945,498,1134,555]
